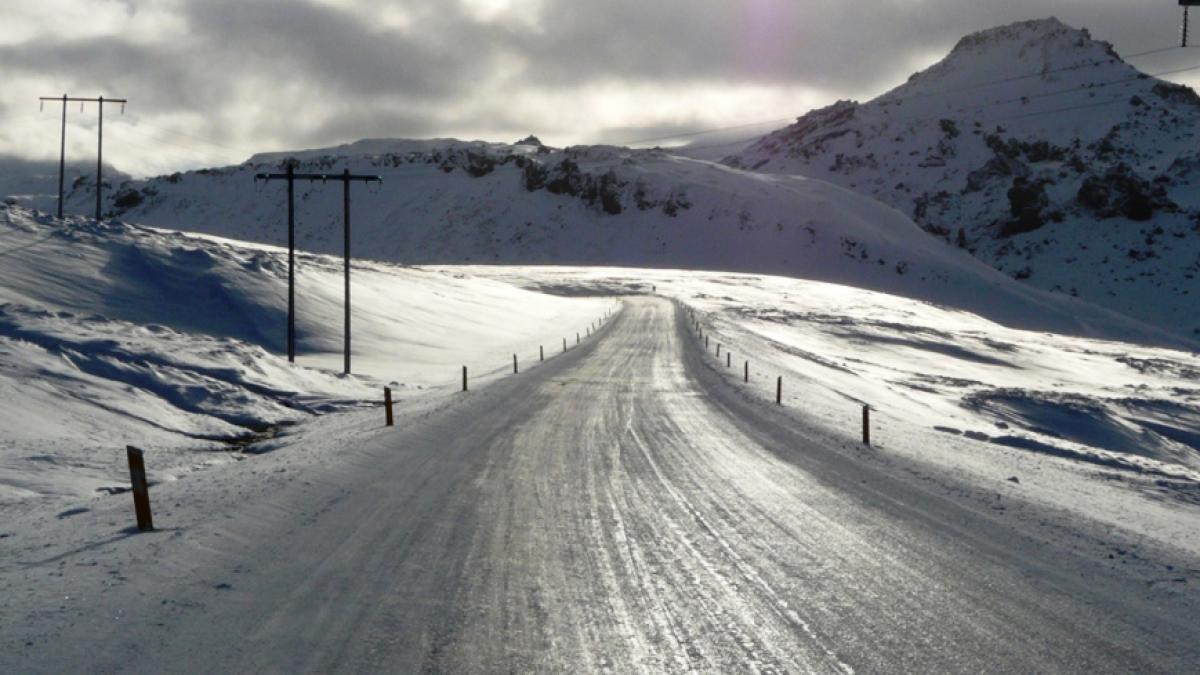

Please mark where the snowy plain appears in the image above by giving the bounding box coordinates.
[1,197,1196,560]
[2,125,1199,669]
[2,291,1197,672]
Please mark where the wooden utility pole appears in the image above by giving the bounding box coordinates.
[255,167,381,373]
[38,95,127,219]
[1184,1,1199,47]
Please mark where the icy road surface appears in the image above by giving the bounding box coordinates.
[5,297,1199,673]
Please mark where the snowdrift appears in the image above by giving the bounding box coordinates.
[0,205,607,503]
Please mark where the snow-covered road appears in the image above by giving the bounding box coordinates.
[5,297,1199,673]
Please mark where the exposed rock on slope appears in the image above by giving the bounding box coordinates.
[726,18,1200,337]
[61,137,1186,346]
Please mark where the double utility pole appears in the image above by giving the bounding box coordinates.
[254,166,382,374]
[38,94,127,220]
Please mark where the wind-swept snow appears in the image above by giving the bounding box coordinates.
[472,265,1200,485]
[3,296,1197,673]
[0,205,609,505]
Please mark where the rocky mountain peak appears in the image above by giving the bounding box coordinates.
[725,18,1200,339]
[899,17,1127,98]
[949,18,1103,56]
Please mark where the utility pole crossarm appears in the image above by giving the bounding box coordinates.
[254,167,381,374]
[38,94,128,220]
[256,172,382,182]
[39,96,128,103]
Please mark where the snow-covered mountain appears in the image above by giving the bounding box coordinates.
[59,136,1190,347]
[726,18,1200,338]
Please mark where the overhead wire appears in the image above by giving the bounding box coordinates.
[618,118,796,148]
[882,44,1184,103]
[1001,96,1130,121]
[621,43,1190,150]
[921,59,1200,122]
[653,50,1200,154]
[8,44,1193,170]
[113,123,244,166]
[118,117,249,157]
[989,62,1200,108]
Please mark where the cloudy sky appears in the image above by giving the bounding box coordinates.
[1,0,1196,176]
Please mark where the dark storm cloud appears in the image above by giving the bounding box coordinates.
[0,38,202,109]
[0,0,519,153]
[177,0,505,100]
[520,0,1184,94]
[297,107,451,149]
[0,0,504,114]
[2,0,1191,169]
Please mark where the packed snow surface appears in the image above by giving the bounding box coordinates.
[3,198,1195,520]
[1,215,1197,671]
[2,295,1197,673]
[1,16,1197,671]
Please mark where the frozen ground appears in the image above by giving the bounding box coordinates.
[1,297,1196,673]
[0,205,610,507]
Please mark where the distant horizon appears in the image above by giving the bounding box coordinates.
[2,3,1198,177]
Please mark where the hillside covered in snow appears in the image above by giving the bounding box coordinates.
[57,136,1191,348]
[726,18,1200,338]
[0,205,608,504]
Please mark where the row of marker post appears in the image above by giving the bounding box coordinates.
[383,302,619,426]
[123,302,619,533]
[688,306,871,447]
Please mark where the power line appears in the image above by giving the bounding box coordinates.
[623,44,1186,150]
[885,45,1182,103]
[120,117,249,158]
[908,59,1200,122]
[989,62,1200,108]
[1001,95,1130,121]
[681,60,1200,154]
[114,123,244,165]
[102,127,229,169]
[677,55,1200,155]
[620,118,795,148]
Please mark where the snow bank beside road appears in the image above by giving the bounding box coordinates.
[475,265,1200,557]
[0,206,609,505]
